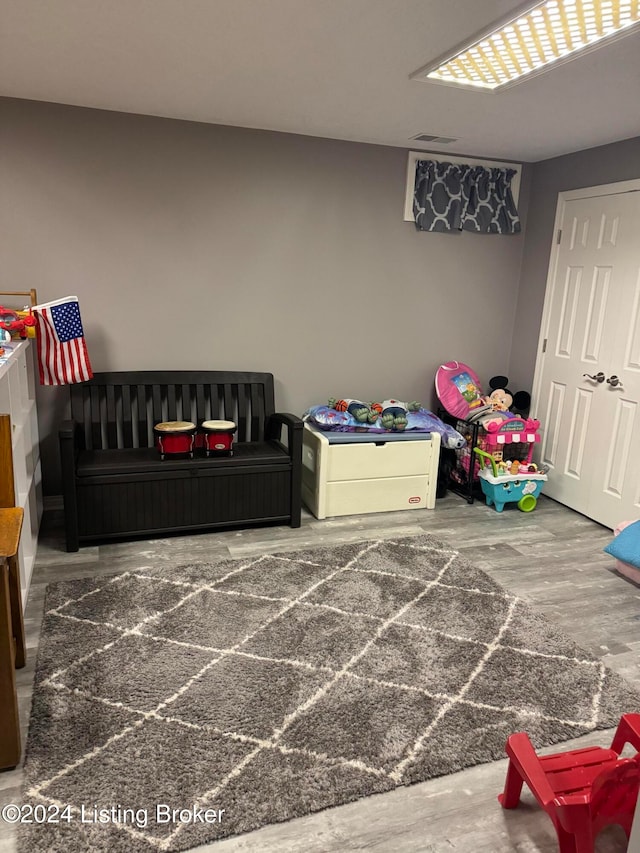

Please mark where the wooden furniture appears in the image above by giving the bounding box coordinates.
[0,506,25,769]
[59,371,303,551]
[301,423,440,519]
[0,338,39,769]
[0,288,38,307]
[0,340,42,607]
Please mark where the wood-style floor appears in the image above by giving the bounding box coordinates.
[1,493,639,853]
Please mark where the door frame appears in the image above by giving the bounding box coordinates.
[530,178,640,419]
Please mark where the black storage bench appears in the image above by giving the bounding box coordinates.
[59,371,303,551]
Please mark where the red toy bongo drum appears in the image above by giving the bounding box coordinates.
[200,420,237,456]
[154,421,197,460]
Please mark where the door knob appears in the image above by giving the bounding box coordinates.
[583,372,605,383]
[606,375,623,388]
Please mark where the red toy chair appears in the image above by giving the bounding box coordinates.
[498,713,640,852]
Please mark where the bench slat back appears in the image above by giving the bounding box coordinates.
[69,371,276,450]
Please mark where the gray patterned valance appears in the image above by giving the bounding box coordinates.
[413,160,521,234]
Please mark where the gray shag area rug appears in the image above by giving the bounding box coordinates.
[20,534,640,852]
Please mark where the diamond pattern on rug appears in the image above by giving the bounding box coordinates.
[399,701,596,784]
[303,568,425,619]
[23,690,138,782]
[43,718,254,841]
[140,587,285,648]
[400,582,513,643]
[352,621,487,694]
[54,633,216,712]
[500,599,594,658]
[177,747,394,850]
[20,534,640,853]
[242,603,381,669]
[280,675,445,772]
[350,539,452,582]
[56,574,190,629]
[167,655,331,740]
[214,553,341,599]
[466,645,605,721]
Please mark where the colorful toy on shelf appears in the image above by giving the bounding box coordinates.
[435,363,533,426]
[0,328,11,357]
[435,361,490,420]
[305,403,466,446]
[371,399,421,431]
[0,306,36,339]
[328,398,378,424]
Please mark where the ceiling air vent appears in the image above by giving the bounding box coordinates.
[410,133,458,144]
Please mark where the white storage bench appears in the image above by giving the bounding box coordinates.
[301,423,440,519]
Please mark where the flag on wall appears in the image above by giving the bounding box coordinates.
[32,296,93,385]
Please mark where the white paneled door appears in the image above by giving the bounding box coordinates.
[532,185,640,530]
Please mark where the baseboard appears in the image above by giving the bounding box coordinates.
[44,494,64,512]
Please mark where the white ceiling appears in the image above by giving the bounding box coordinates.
[2,0,640,163]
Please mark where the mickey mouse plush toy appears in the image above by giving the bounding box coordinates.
[484,376,531,417]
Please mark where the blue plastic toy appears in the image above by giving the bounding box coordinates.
[474,448,547,513]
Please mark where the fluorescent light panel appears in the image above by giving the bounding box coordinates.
[423,0,640,90]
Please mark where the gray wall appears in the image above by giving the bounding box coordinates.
[509,136,640,394]
[0,98,530,495]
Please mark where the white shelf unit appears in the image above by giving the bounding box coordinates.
[0,340,43,607]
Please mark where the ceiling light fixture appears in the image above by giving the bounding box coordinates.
[412,0,640,91]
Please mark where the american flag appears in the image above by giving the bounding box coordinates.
[33,296,93,385]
